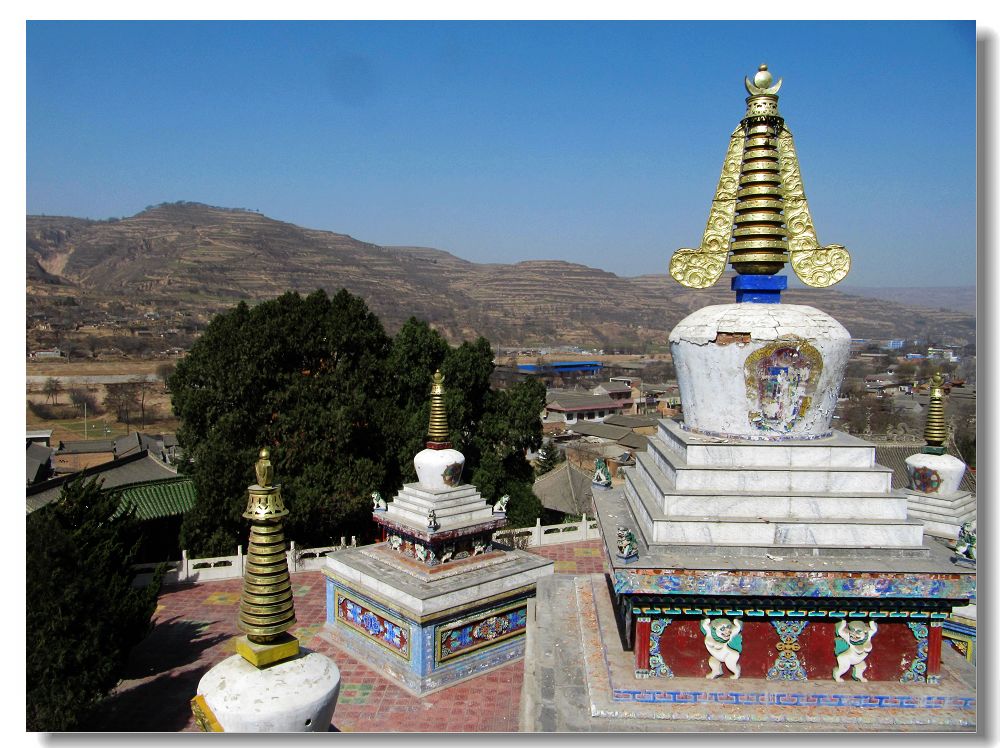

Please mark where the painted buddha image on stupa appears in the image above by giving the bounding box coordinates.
[744,339,823,434]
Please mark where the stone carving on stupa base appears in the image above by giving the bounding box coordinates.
[833,620,878,682]
[701,617,743,679]
[955,521,976,564]
[371,491,387,512]
[615,526,638,560]
[592,458,612,488]
[493,494,510,514]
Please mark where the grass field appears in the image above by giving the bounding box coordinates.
[33,418,130,441]
[27,359,172,378]
[26,359,181,442]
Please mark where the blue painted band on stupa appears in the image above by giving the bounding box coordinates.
[732,275,787,303]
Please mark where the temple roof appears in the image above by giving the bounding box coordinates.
[533,462,594,517]
[109,476,197,521]
[26,450,178,513]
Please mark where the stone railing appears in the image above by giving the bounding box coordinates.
[131,538,355,588]
[492,514,601,549]
[133,515,603,587]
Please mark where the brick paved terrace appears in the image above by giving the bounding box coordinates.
[95,539,605,732]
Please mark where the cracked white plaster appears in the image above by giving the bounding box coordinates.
[670,303,851,441]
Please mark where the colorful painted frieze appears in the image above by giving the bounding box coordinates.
[635,615,937,683]
[335,591,410,659]
[436,603,528,664]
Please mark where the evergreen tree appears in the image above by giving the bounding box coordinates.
[171,290,392,553]
[534,438,565,476]
[26,477,161,731]
[169,292,548,554]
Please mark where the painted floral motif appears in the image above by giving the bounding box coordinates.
[833,620,877,682]
[612,568,975,600]
[767,621,808,681]
[648,618,674,677]
[745,339,823,434]
[701,617,742,679]
[338,595,409,656]
[438,606,527,663]
[472,615,511,640]
[901,622,929,683]
[911,466,942,494]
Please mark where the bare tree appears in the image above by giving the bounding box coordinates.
[103,382,140,429]
[69,388,99,416]
[43,377,63,405]
[131,376,156,429]
[156,363,176,392]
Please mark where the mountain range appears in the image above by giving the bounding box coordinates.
[26,202,976,349]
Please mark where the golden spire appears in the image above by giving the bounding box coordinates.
[238,448,298,660]
[669,64,851,290]
[923,372,948,454]
[427,370,451,445]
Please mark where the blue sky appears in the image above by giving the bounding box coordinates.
[26,20,977,287]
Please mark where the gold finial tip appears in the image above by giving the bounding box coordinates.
[753,65,773,88]
[259,447,269,459]
[433,370,444,383]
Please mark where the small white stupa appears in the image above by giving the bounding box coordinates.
[903,372,976,540]
[322,370,553,694]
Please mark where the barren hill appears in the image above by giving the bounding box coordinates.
[26,202,976,351]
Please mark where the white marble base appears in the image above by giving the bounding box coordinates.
[325,547,553,618]
[906,489,976,539]
[197,651,340,732]
[384,482,495,530]
[646,435,892,494]
[658,418,875,468]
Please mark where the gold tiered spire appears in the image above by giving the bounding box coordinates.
[427,370,451,445]
[922,372,948,455]
[237,448,299,666]
[669,64,851,289]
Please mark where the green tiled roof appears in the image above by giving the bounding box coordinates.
[110,476,197,521]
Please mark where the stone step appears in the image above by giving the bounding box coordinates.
[903,490,976,512]
[907,503,977,523]
[645,437,893,494]
[622,468,925,549]
[395,483,484,505]
[656,417,876,469]
[631,453,908,520]
[386,503,496,529]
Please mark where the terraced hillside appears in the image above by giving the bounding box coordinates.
[26,202,975,349]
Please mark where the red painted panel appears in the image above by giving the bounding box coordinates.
[635,618,651,671]
[865,621,919,681]
[797,620,836,679]
[653,618,922,681]
[801,620,918,681]
[655,619,779,679]
[928,624,943,677]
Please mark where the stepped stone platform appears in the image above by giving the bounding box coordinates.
[624,419,927,553]
[904,488,976,540]
[521,574,976,731]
